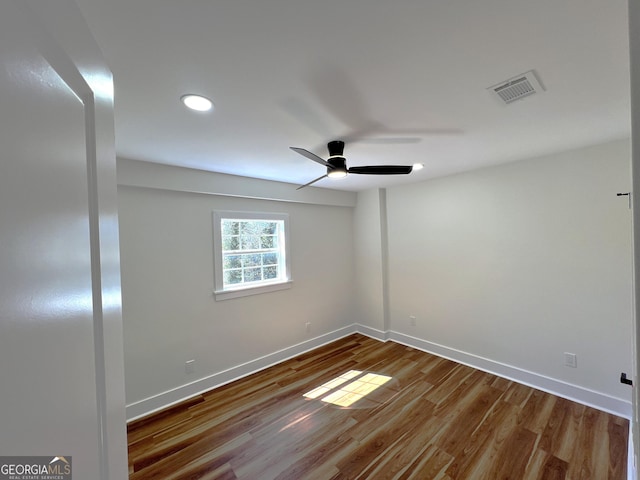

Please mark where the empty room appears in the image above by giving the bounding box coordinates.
[2,0,639,479]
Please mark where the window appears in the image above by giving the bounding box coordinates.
[213,211,291,300]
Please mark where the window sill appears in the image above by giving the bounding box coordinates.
[213,280,293,301]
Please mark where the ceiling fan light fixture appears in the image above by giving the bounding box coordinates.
[327,154,347,178]
[328,168,347,179]
[412,163,424,171]
[181,94,214,112]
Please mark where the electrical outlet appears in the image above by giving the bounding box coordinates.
[305,322,311,333]
[564,352,577,368]
[185,359,196,374]
[409,315,416,326]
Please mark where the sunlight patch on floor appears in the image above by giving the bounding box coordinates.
[303,370,394,408]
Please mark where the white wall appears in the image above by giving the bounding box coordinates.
[117,161,355,417]
[385,139,633,409]
[353,188,387,332]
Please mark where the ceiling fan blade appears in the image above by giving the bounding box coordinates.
[307,66,371,130]
[296,174,328,190]
[354,137,422,144]
[280,97,334,138]
[290,147,331,167]
[348,165,413,175]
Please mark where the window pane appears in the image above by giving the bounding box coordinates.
[260,235,275,249]
[223,236,239,251]
[224,255,242,269]
[241,235,260,250]
[261,222,277,235]
[264,266,278,279]
[245,254,262,267]
[224,269,242,285]
[240,221,259,236]
[244,267,262,282]
[262,252,277,265]
[222,220,239,235]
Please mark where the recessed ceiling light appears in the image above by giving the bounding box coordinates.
[181,94,214,112]
[412,163,424,171]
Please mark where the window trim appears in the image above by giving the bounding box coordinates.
[212,210,292,301]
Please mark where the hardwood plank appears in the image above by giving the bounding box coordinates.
[488,427,538,479]
[609,415,630,479]
[501,381,534,408]
[127,334,628,479]
[538,454,568,480]
[445,399,520,478]
[518,388,557,435]
[395,443,454,480]
[434,384,505,458]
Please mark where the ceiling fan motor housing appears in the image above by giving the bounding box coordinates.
[327,140,345,156]
[327,157,347,177]
[327,140,347,176]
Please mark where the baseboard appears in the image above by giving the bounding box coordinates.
[126,324,357,421]
[388,330,632,419]
[126,324,632,422]
[353,323,389,341]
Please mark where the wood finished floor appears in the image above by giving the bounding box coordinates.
[128,334,628,479]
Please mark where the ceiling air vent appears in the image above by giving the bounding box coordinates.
[488,70,545,105]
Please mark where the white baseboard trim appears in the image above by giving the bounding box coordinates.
[353,323,389,341]
[126,324,357,421]
[388,330,632,419]
[126,324,632,422]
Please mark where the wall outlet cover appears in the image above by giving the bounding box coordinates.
[564,352,577,368]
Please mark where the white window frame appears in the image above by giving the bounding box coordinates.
[212,210,292,300]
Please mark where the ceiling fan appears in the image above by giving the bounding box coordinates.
[290,140,414,190]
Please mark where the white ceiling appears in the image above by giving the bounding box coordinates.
[75,0,631,192]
